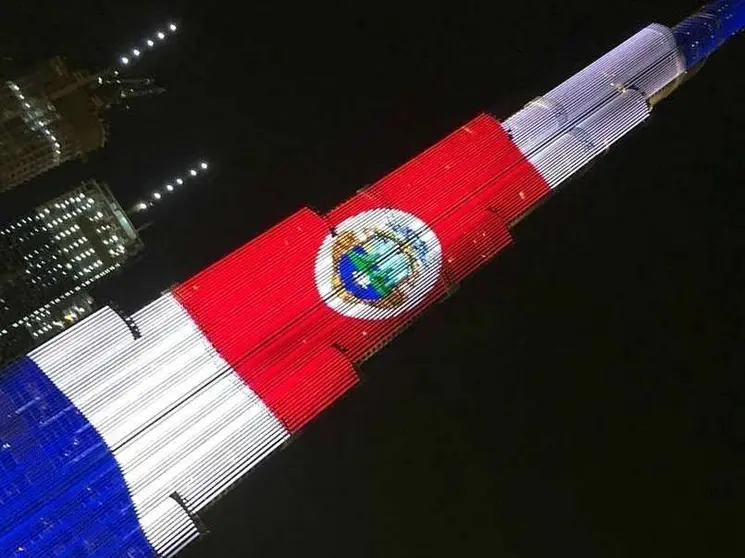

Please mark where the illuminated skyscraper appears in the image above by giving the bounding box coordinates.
[0,22,177,192]
[0,157,209,364]
[0,58,107,191]
[0,180,142,363]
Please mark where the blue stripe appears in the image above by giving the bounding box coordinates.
[673,0,745,68]
[0,357,153,557]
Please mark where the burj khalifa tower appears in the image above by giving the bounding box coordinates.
[0,2,742,556]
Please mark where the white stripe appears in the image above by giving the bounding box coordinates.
[528,90,651,189]
[504,24,684,163]
[30,294,289,555]
[137,498,200,557]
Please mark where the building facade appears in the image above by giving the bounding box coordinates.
[0,179,142,363]
[0,57,111,192]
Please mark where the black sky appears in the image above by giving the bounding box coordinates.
[3,1,744,556]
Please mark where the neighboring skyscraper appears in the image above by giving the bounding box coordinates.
[0,22,176,193]
[0,58,107,191]
[0,158,209,364]
[0,180,142,363]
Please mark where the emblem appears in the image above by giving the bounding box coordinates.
[315,209,442,319]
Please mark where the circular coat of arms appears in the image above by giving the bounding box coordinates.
[315,208,442,320]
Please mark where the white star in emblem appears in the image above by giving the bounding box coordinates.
[353,270,371,287]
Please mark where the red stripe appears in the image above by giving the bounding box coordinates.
[174,208,329,365]
[174,114,548,431]
[236,344,358,431]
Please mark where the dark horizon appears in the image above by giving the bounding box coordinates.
[3,1,744,556]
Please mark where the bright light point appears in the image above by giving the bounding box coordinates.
[153,192,162,200]
[176,178,184,185]
[200,162,208,169]
[189,169,197,176]
[121,56,130,65]
[132,48,141,56]
[166,184,174,191]
[138,202,148,210]
[157,31,166,40]
[169,23,177,31]
[147,39,155,47]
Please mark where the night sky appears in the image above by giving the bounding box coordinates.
[3,1,744,556]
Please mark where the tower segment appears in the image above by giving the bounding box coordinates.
[0,3,741,556]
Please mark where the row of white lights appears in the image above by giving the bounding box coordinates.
[6,81,62,159]
[120,23,178,66]
[0,264,121,339]
[8,192,124,262]
[135,161,209,211]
